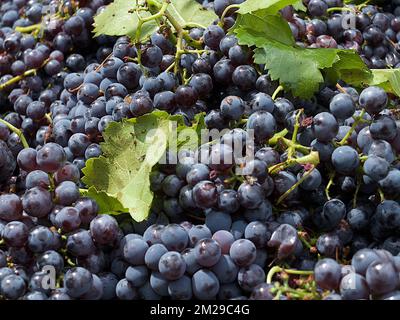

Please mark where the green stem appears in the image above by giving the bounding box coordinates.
[0,119,29,149]
[45,113,52,124]
[378,188,385,202]
[0,69,36,91]
[219,4,241,23]
[79,188,88,195]
[174,32,184,74]
[277,166,315,205]
[326,7,354,13]
[141,0,169,22]
[325,172,335,200]
[268,151,319,175]
[266,266,314,284]
[165,61,175,73]
[271,85,284,100]
[288,109,303,159]
[268,129,288,145]
[339,109,365,146]
[15,23,41,33]
[266,266,282,284]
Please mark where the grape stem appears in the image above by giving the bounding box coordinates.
[326,7,354,13]
[288,109,303,159]
[335,83,347,94]
[325,172,335,200]
[276,165,315,205]
[0,69,36,91]
[0,119,29,149]
[271,85,284,100]
[338,109,365,146]
[266,266,314,284]
[268,151,319,175]
[219,4,241,24]
[15,23,41,33]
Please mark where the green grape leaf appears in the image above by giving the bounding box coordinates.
[232,12,371,98]
[232,11,294,46]
[82,111,205,221]
[168,0,218,28]
[93,0,158,41]
[368,69,400,97]
[292,0,307,11]
[237,0,301,14]
[83,187,128,215]
[253,44,339,98]
[325,50,372,87]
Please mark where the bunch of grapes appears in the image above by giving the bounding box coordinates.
[0,0,399,301]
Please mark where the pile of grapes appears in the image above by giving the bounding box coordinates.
[0,0,400,300]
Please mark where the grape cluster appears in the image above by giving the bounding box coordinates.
[0,0,399,300]
[280,0,400,69]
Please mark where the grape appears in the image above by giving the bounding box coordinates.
[340,273,370,300]
[212,230,235,254]
[312,112,338,142]
[158,251,185,280]
[116,278,139,300]
[268,224,299,259]
[213,59,235,85]
[331,146,360,175]
[238,264,265,292]
[36,142,67,173]
[54,207,81,233]
[1,274,26,299]
[370,115,397,141]
[186,164,210,186]
[0,193,23,221]
[150,271,169,297]
[168,275,192,300]
[203,25,225,50]
[141,45,163,68]
[329,93,355,119]
[192,180,218,209]
[230,239,257,267]
[158,224,189,252]
[194,238,221,267]
[143,224,164,245]
[314,258,341,290]
[188,225,212,246]
[316,233,341,257]
[123,238,149,265]
[246,111,277,143]
[237,182,264,209]
[64,267,93,298]
[90,214,119,246]
[27,226,54,253]
[359,86,387,115]
[145,244,168,271]
[366,260,399,295]
[244,221,270,248]
[54,181,79,206]
[125,266,148,288]
[66,229,96,257]
[192,269,220,300]
[220,95,245,120]
[205,210,232,233]
[211,254,238,284]
[2,221,29,247]
[363,155,389,181]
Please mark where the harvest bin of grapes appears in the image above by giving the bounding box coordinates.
[0,0,399,302]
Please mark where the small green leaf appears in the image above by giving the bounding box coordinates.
[369,69,400,97]
[254,43,339,98]
[292,0,307,11]
[232,11,294,46]
[231,11,371,98]
[237,0,301,15]
[83,187,127,215]
[168,0,218,28]
[93,0,158,41]
[325,50,372,87]
[82,111,205,221]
